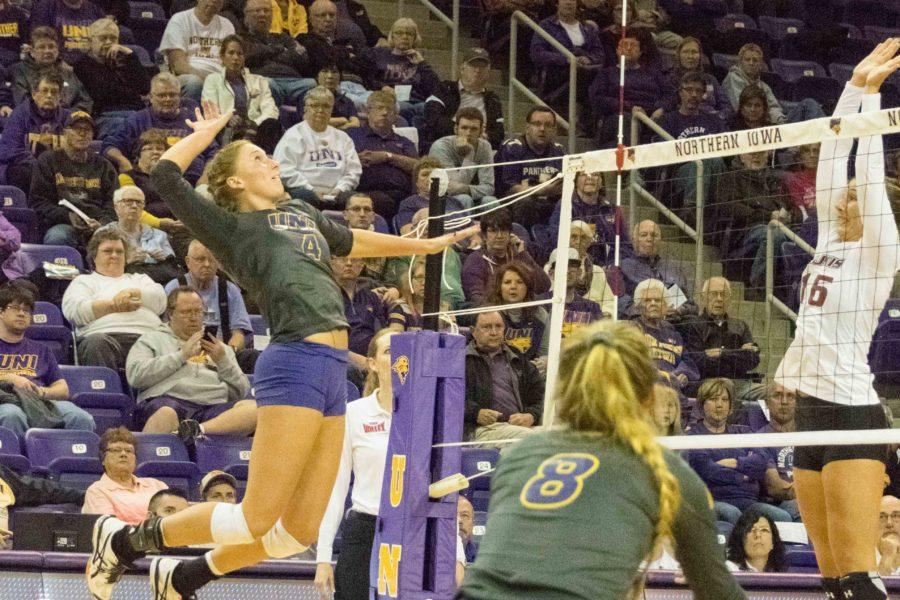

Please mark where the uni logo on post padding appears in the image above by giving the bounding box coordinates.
[391,356,409,385]
[377,543,402,597]
[389,455,406,508]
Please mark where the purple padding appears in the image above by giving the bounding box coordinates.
[0,550,45,569]
[647,570,900,591]
[31,552,318,577]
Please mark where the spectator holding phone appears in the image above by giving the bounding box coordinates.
[125,286,257,444]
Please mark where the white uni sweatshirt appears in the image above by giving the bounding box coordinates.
[62,271,167,337]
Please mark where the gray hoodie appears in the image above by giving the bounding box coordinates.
[126,324,250,405]
[721,64,785,124]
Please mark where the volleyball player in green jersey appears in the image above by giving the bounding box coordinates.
[457,320,745,600]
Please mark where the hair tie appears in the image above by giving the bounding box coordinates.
[585,331,614,349]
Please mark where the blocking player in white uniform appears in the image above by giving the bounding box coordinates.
[775,40,900,600]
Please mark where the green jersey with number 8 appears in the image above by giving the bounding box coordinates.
[457,431,745,600]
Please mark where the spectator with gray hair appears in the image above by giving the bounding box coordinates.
[428,106,496,209]
[12,25,92,112]
[126,286,257,443]
[678,276,761,398]
[96,186,181,285]
[62,229,167,370]
[347,89,418,218]
[103,72,217,185]
[74,18,151,138]
[273,85,362,208]
[632,277,698,391]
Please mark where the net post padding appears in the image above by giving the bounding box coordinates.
[565,107,900,174]
[542,167,578,429]
[371,331,465,600]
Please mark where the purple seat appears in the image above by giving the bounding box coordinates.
[770,59,827,83]
[0,185,26,208]
[461,448,499,492]
[248,314,268,337]
[712,53,739,71]
[24,428,103,489]
[126,2,165,56]
[195,435,252,480]
[133,433,200,498]
[785,547,819,570]
[715,13,757,32]
[3,207,38,242]
[862,26,900,42]
[757,16,805,40]
[125,44,154,69]
[26,302,74,364]
[346,380,360,401]
[128,0,164,19]
[839,23,864,39]
[18,244,84,272]
[0,425,29,473]
[715,521,733,547]
[469,489,491,512]
[59,365,134,432]
[829,62,855,84]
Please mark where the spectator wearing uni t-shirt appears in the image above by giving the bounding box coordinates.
[159,0,235,102]
[31,0,104,62]
[0,283,95,436]
[0,0,28,66]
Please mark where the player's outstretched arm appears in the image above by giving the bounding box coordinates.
[348,225,481,259]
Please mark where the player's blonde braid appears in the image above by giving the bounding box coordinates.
[206,140,251,212]
[557,321,681,545]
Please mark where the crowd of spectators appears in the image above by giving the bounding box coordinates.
[0,0,896,575]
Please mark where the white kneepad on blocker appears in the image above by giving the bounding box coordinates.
[209,502,255,546]
[261,519,308,558]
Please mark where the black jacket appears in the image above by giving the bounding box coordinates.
[295,31,373,85]
[0,463,85,507]
[677,312,760,380]
[464,341,544,437]
[237,26,312,79]
[423,80,505,150]
[30,149,118,229]
[338,0,384,47]
[73,52,150,114]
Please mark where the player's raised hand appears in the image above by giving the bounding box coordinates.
[866,44,900,92]
[852,38,900,86]
[185,100,233,137]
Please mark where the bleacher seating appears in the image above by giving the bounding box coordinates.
[26,301,74,364]
[461,448,499,512]
[132,433,200,498]
[0,425,30,473]
[59,365,135,433]
[18,244,84,273]
[195,435,252,480]
[4,207,39,243]
[0,185,26,208]
[24,429,103,490]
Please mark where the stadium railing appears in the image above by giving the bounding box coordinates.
[508,10,577,153]
[628,110,706,294]
[764,219,814,369]
[397,0,460,80]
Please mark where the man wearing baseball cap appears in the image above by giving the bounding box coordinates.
[198,470,237,503]
[30,109,117,249]
[423,48,505,149]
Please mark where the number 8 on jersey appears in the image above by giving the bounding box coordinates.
[520,453,600,510]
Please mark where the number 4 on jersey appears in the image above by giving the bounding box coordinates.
[520,453,600,510]
[799,274,833,307]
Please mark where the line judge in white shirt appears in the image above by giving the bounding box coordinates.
[315,329,465,599]
[62,229,167,371]
[273,86,362,211]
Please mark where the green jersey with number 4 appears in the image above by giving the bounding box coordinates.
[458,431,745,600]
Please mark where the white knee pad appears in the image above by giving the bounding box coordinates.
[261,519,308,558]
[209,502,255,546]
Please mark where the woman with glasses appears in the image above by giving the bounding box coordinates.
[82,426,168,525]
[273,86,362,209]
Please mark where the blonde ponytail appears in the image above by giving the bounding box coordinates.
[556,320,682,544]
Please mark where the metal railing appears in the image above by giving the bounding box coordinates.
[764,219,814,366]
[509,10,577,153]
[398,0,460,80]
[628,111,705,293]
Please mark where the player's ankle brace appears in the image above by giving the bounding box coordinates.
[840,572,887,600]
[210,502,255,546]
[821,576,841,600]
[123,515,166,555]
